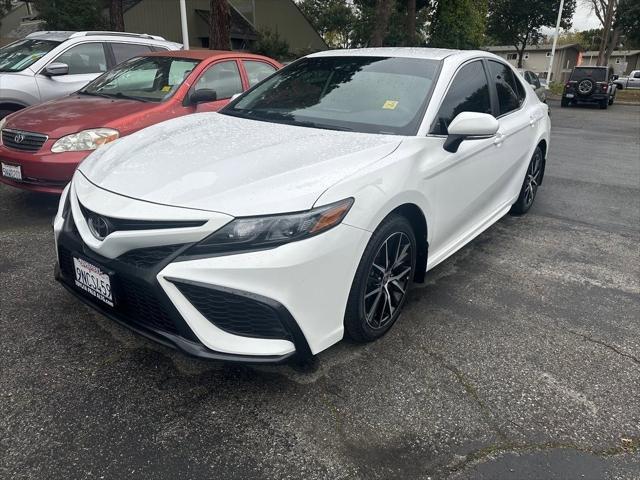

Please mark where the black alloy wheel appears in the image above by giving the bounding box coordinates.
[345,215,417,342]
[511,146,544,215]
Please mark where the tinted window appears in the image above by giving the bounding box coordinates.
[488,60,521,115]
[570,68,606,82]
[55,43,107,75]
[431,60,491,135]
[194,61,243,99]
[0,39,60,72]
[112,43,153,64]
[244,60,277,87]
[224,56,440,135]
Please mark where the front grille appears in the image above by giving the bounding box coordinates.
[174,282,290,340]
[58,245,179,335]
[79,203,206,234]
[2,129,48,152]
[118,245,182,268]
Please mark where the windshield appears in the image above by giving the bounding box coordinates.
[0,39,60,72]
[571,68,607,82]
[80,56,201,102]
[222,56,440,135]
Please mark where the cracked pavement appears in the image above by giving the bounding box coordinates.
[1,101,639,479]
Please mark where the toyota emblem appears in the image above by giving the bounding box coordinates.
[87,215,111,240]
[14,133,25,143]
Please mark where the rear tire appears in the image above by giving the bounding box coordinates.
[511,146,544,216]
[344,214,416,343]
[608,93,615,105]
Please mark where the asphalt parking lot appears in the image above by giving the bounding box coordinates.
[1,100,639,479]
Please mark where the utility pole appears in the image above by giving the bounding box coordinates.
[179,0,190,50]
[545,0,565,86]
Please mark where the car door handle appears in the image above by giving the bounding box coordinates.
[493,133,504,146]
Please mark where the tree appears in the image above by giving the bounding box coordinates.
[616,0,640,47]
[369,0,394,46]
[34,0,107,30]
[253,28,290,59]
[487,0,576,68]
[429,0,487,49]
[208,0,230,50]
[298,0,356,48]
[109,0,124,31]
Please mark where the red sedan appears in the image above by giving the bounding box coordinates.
[0,50,280,194]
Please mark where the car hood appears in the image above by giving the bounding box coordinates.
[78,113,402,216]
[4,95,158,138]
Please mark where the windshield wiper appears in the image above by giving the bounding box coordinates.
[78,91,113,99]
[290,120,353,132]
[224,109,353,132]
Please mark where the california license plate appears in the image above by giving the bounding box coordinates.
[1,162,22,180]
[73,256,114,307]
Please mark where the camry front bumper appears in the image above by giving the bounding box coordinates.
[54,184,371,362]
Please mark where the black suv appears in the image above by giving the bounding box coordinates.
[561,66,617,109]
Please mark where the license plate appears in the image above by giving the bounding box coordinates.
[73,257,114,307]
[1,162,22,180]
[565,93,574,98]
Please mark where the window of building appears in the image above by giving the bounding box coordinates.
[430,60,491,135]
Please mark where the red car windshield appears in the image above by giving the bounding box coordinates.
[80,56,201,103]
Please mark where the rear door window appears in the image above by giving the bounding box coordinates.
[430,60,491,135]
[54,42,108,75]
[111,43,154,65]
[487,60,522,116]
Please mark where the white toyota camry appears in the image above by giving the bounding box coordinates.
[54,48,550,363]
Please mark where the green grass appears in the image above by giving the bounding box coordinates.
[548,82,564,95]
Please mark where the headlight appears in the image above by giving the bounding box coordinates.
[0,117,7,145]
[186,198,354,256]
[51,128,119,153]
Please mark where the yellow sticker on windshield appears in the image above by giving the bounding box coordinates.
[161,86,171,92]
[382,100,398,110]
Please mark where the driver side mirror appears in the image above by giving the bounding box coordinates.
[189,88,217,105]
[443,112,499,153]
[43,62,69,77]
[611,74,619,81]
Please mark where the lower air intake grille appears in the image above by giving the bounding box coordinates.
[174,282,290,340]
[58,246,179,335]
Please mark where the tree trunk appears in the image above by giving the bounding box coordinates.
[597,0,616,64]
[604,25,621,65]
[370,0,393,47]
[406,0,416,46]
[209,0,231,50]
[109,0,124,31]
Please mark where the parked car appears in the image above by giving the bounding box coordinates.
[613,70,640,89]
[53,49,550,363]
[0,50,280,193]
[0,30,182,119]
[518,69,546,103]
[561,66,617,108]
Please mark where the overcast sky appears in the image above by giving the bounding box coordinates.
[572,2,602,31]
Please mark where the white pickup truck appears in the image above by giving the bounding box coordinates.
[614,70,640,89]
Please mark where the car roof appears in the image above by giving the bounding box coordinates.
[143,49,278,62]
[308,47,471,61]
[25,31,76,42]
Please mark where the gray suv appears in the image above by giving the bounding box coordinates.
[0,31,181,119]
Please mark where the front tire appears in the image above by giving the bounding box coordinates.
[344,214,417,343]
[511,146,544,215]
